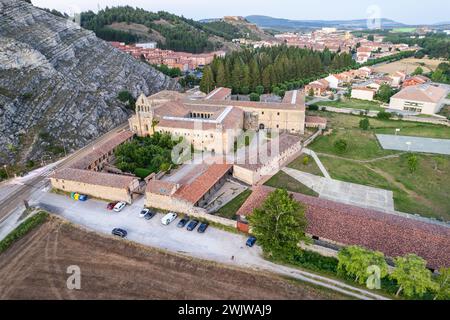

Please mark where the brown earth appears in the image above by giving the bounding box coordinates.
[0,217,345,300]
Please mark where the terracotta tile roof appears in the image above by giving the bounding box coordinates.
[146,179,178,196]
[305,116,327,125]
[71,131,134,170]
[392,84,447,103]
[184,98,306,111]
[205,87,232,101]
[52,168,137,189]
[174,164,232,204]
[237,185,450,269]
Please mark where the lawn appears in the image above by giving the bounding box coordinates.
[305,112,450,220]
[319,155,450,221]
[215,189,252,220]
[264,171,319,197]
[316,98,384,112]
[287,155,324,177]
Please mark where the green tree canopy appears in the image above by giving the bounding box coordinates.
[337,246,389,285]
[391,254,436,298]
[433,267,450,300]
[248,189,308,258]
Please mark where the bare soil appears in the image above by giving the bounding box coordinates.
[0,217,345,300]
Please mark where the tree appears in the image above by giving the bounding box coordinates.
[391,254,436,298]
[255,85,265,95]
[412,66,424,76]
[308,88,315,97]
[215,62,226,87]
[377,111,393,120]
[200,66,215,93]
[302,156,310,166]
[117,90,136,110]
[433,267,450,300]
[248,189,308,258]
[407,154,419,173]
[337,246,389,285]
[376,84,396,103]
[367,35,375,42]
[359,118,370,131]
[334,139,348,153]
[249,93,260,101]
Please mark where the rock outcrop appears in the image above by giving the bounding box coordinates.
[0,0,179,166]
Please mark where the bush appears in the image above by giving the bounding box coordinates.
[289,249,338,274]
[377,111,393,120]
[334,139,348,153]
[308,104,319,111]
[0,211,49,254]
[249,93,260,101]
[134,168,153,179]
[302,156,310,166]
[359,118,370,130]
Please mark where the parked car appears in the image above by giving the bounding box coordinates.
[197,222,209,233]
[107,202,119,210]
[113,201,127,212]
[139,208,150,218]
[246,236,257,247]
[144,211,156,220]
[78,194,88,202]
[177,216,190,228]
[161,212,177,225]
[112,228,128,238]
[186,220,199,231]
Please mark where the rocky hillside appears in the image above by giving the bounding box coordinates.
[0,0,179,168]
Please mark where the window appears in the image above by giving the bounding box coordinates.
[277,112,280,116]
[261,111,265,115]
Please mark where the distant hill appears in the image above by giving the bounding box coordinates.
[79,6,243,53]
[246,15,407,31]
[201,16,274,41]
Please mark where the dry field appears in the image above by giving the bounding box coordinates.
[373,57,444,75]
[0,217,345,300]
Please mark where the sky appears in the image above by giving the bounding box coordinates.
[32,0,450,25]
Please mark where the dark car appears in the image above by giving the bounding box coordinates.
[246,236,257,247]
[107,202,119,210]
[197,222,209,233]
[112,228,128,238]
[177,217,190,228]
[186,220,199,231]
[144,211,156,220]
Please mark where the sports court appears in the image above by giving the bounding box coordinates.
[376,134,450,155]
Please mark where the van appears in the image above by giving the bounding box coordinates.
[161,212,177,225]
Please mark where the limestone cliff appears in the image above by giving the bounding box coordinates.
[0,0,179,166]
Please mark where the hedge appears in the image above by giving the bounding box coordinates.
[0,211,49,254]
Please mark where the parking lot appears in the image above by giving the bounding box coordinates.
[31,191,263,267]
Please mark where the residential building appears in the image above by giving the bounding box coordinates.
[305,79,329,96]
[351,87,377,101]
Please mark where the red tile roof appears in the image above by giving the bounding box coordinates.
[305,116,327,125]
[237,185,450,269]
[71,131,134,170]
[174,164,232,204]
[52,168,137,189]
[205,87,232,101]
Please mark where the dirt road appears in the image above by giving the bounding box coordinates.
[0,217,346,300]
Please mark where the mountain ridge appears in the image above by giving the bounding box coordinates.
[0,0,178,168]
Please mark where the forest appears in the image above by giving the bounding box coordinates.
[200,46,355,95]
[79,6,234,53]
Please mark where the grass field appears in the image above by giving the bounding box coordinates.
[215,189,252,220]
[264,171,319,197]
[287,155,324,176]
[0,217,346,299]
[316,98,384,112]
[372,57,443,75]
[392,28,417,33]
[306,112,450,220]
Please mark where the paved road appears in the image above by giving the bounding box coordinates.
[0,123,129,224]
[29,191,389,300]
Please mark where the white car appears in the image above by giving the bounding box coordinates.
[113,201,127,212]
[139,208,150,218]
[161,212,177,225]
